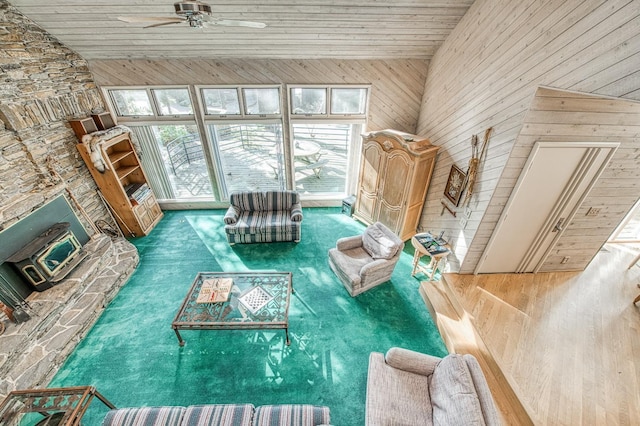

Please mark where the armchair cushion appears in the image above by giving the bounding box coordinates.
[362,222,402,260]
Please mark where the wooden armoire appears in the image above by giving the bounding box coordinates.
[354,129,439,241]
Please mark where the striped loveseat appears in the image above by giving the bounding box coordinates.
[102,403,331,426]
[224,191,303,244]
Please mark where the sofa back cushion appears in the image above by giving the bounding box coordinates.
[264,191,300,211]
[429,354,486,426]
[362,222,403,260]
[183,404,254,426]
[253,405,330,426]
[101,406,185,426]
[230,192,265,211]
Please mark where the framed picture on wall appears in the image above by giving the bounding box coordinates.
[444,164,466,206]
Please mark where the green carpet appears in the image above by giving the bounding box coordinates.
[49,208,447,425]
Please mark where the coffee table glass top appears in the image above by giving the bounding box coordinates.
[172,272,292,346]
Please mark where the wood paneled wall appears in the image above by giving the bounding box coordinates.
[415,0,640,273]
[88,59,429,134]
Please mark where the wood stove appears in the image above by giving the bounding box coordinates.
[6,222,88,291]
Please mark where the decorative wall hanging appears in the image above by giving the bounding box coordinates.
[463,127,492,206]
[444,164,467,206]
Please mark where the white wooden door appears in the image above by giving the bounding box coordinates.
[476,142,618,274]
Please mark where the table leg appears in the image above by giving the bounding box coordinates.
[412,251,420,276]
[429,258,439,281]
[173,327,185,346]
[285,327,290,346]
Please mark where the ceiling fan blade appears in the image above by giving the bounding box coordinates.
[204,18,267,29]
[144,20,185,28]
[118,16,184,24]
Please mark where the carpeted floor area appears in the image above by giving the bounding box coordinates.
[49,208,447,425]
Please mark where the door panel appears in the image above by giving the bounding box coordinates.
[477,142,618,274]
[378,151,412,232]
[356,142,384,224]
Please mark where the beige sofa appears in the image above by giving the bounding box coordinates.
[366,348,500,425]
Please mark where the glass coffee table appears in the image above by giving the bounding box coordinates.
[172,271,293,346]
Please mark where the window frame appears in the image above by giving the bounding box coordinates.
[288,84,370,120]
[196,84,283,120]
[102,86,196,122]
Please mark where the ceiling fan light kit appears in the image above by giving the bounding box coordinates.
[118,0,266,29]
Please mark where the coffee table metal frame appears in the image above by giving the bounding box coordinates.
[172,271,293,346]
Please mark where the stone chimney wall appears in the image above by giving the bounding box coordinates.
[0,3,113,233]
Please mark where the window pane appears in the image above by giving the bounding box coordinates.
[208,123,284,193]
[110,89,153,116]
[243,88,280,115]
[331,88,367,114]
[292,123,355,195]
[152,89,193,115]
[201,88,241,115]
[291,88,327,115]
[131,124,215,199]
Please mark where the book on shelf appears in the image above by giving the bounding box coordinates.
[196,278,233,303]
[124,182,151,203]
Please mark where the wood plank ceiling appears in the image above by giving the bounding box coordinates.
[8,0,475,60]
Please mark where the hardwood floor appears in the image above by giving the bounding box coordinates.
[420,243,640,425]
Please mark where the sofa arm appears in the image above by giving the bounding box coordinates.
[336,235,363,251]
[291,202,303,222]
[385,347,441,376]
[224,205,240,225]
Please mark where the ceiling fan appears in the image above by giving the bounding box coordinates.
[117,0,267,29]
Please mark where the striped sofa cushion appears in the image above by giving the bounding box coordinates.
[182,404,254,426]
[230,192,264,211]
[263,191,299,211]
[226,211,264,235]
[101,406,185,426]
[252,405,330,426]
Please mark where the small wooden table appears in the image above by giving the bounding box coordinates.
[411,233,451,281]
[172,271,293,346]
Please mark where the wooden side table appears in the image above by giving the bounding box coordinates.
[411,233,451,281]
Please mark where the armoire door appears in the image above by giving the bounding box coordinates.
[377,150,412,233]
[476,141,618,273]
[356,141,385,224]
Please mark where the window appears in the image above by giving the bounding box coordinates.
[197,85,284,198]
[153,89,193,116]
[102,84,369,203]
[291,88,327,115]
[288,85,370,197]
[243,88,280,115]
[109,89,153,117]
[201,88,241,115]
[106,87,194,120]
[331,88,367,115]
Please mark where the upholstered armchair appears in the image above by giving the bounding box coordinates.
[328,222,404,297]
